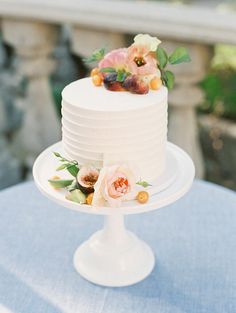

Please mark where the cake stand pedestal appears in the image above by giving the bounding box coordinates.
[33,142,195,287]
[74,212,155,287]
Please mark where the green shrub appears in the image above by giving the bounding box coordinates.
[199,68,236,121]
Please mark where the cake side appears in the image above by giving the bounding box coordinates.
[61,78,168,182]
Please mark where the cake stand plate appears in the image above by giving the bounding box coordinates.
[33,142,195,287]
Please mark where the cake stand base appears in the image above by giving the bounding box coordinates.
[73,213,154,287]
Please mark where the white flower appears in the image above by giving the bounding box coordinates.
[92,164,137,207]
[133,34,161,52]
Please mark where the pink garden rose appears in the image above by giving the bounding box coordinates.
[92,164,137,207]
[98,48,130,72]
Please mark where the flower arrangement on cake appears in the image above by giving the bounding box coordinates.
[86,33,191,94]
[48,33,191,208]
[49,152,150,207]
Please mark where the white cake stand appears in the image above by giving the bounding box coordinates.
[33,141,195,287]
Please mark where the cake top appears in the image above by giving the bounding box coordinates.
[62,77,167,112]
[85,33,191,94]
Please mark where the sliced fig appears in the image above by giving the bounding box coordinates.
[103,72,117,83]
[77,166,99,194]
[103,73,126,91]
[122,75,149,94]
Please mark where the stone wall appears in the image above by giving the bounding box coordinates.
[0,28,80,190]
[0,37,22,189]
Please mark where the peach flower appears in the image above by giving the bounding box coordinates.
[98,48,129,72]
[127,45,158,76]
[92,164,137,207]
[127,34,161,76]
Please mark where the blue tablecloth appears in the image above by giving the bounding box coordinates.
[0,180,236,313]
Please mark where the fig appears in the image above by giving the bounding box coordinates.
[122,75,149,94]
[103,73,125,91]
[104,72,117,82]
[77,166,99,194]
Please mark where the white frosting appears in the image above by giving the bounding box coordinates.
[62,77,167,112]
[61,77,168,182]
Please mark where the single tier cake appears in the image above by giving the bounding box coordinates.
[49,33,190,207]
[61,78,168,182]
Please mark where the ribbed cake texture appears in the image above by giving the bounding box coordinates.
[61,77,168,182]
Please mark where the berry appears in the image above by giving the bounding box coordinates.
[51,175,60,180]
[136,191,149,204]
[90,67,99,77]
[122,75,149,94]
[50,175,60,190]
[92,74,103,86]
[86,193,94,205]
[150,77,162,90]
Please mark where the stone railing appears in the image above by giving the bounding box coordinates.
[0,0,236,187]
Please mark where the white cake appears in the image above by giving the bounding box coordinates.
[49,33,191,208]
[61,77,168,182]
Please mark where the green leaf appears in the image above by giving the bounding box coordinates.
[99,67,116,73]
[83,48,105,64]
[48,179,74,189]
[53,152,61,158]
[169,47,191,65]
[65,189,86,204]
[116,70,126,82]
[53,151,70,163]
[156,47,168,69]
[136,180,152,188]
[56,163,68,171]
[66,164,79,177]
[67,180,78,192]
[164,70,175,90]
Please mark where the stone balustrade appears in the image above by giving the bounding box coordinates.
[0,0,236,187]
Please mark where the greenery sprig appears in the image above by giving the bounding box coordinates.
[53,152,79,177]
[83,48,106,64]
[48,179,74,189]
[156,47,191,89]
[136,180,152,188]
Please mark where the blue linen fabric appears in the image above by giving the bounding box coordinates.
[0,180,236,313]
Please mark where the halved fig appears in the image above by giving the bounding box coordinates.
[122,75,149,94]
[77,166,99,194]
[103,73,126,91]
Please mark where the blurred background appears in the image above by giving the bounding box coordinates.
[0,0,235,191]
